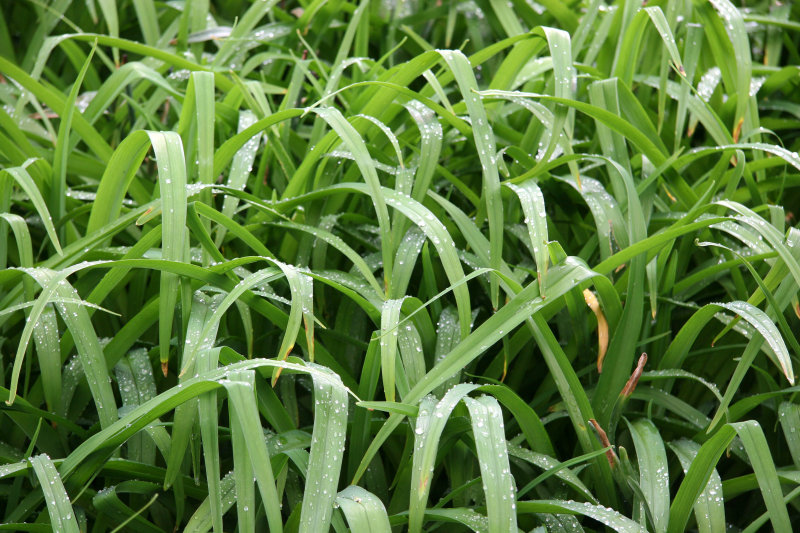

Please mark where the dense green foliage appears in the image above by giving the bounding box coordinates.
[1,0,800,531]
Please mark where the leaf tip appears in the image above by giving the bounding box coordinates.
[621,353,647,398]
[584,289,608,372]
[588,419,617,467]
[733,117,744,144]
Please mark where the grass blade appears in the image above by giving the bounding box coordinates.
[463,395,517,532]
[224,369,283,533]
[29,454,79,533]
[2,165,62,255]
[148,131,189,375]
[380,298,405,402]
[730,420,792,531]
[270,259,315,384]
[626,419,669,533]
[336,486,392,533]
[516,500,647,532]
[505,180,548,296]
[299,364,350,533]
[669,439,725,533]
[51,41,95,234]
[779,402,800,469]
[11,265,118,428]
[409,384,480,533]
[308,107,393,292]
[437,49,502,310]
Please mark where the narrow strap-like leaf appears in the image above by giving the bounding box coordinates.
[29,454,79,533]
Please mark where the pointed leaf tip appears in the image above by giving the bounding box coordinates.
[583,289,609,373]
[588,419,617,467]
[621,353,647,398]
